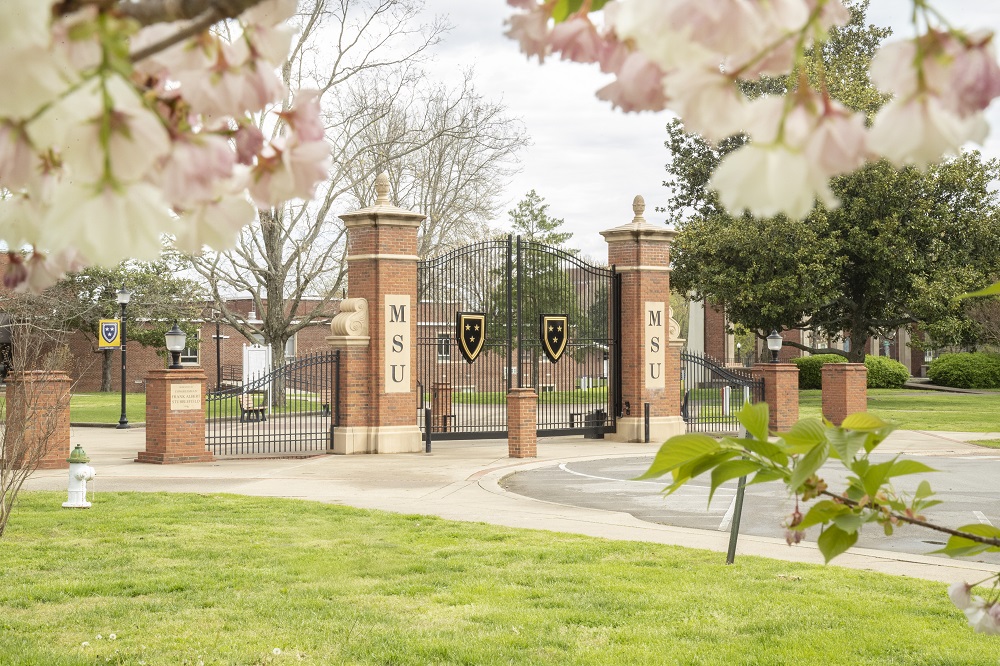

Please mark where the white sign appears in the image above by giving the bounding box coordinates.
[645,301,666,390]
[384,295,411,393]
[170,384,202,411]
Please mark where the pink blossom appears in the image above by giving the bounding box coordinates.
[710,141,836,219]
[949,32,1000,116]
[598,37,629,75]
[596,51,668,113]
[504,7,550,62]
[234,124,265,165]
[506,0,537,8]
[0,121,38,189]
[3,254,27,290]
[667,0,767,57]
[16,250,86,294]
[158,134,236,208]
[664,66,744,141]
[175,187,256,254]
[805,103,868,176]
[868,95,987,167]
[549,17,603,64]
[248,139,331,208]
[242,0,299,27]
[280,89,325,143]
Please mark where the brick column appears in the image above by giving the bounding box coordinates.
[330,173,424,454]
[507,387,537,458]
[431,382,453,433]
[822,363,867,425]
[136,368,213,464]
[4,371,71,470]
[753,363,800,433]
[601,196,684,443]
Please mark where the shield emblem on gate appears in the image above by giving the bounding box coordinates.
[540,314,568,363]
[455,312,486,363]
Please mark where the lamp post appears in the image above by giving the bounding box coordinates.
[736,342,742,364]
[214,313,222,391]
[766,330,783,364]
[116,286,131,429]
[165,323,187,369]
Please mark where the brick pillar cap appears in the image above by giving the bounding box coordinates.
[600,195,677,244]
[339,172,425,229]
[147,368,206,379]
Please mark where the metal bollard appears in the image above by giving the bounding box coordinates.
[644,402,650,443]
[424,408,432,453]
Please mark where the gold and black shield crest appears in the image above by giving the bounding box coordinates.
[540,314,568,363]
[456,312,486,363]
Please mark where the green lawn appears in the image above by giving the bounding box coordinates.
[0,492,994,665]
[798,389,1000,432]
[970,439,1000,449]
[68,392,147,424]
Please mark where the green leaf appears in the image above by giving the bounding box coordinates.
[789,441,830,491]
[740,437,788,466]
[887,459,936,478]
[747,469,785,486]
[817,524,859,563]
[709,460,760,504]
[550,0,582,21]
[674,450,740,487]
[959,279,1000,299]
[738,402,770,443]
[931,524,1000,557]
[797,500,850,530]
[832,513,864,534]
[827,428,867,464]
[780,418,826,454]
[637,434,720,480]
[914,480,933,499]
[840,412,889,431]
[861,459,894,499]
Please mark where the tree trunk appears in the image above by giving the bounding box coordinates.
[101,349,113,392]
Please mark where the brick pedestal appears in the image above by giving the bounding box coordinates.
[601,196,685,443]
[753,363,800,433]
[822,363,867,426]
[431,382,453,433]
[507,388,537,458]
[136,368,213,464]
[328,173,424,454]
[4,371,71,470]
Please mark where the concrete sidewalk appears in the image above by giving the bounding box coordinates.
[22,426,1000,585]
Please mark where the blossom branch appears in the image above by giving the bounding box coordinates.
[117,0,268,26]
[820,489,1000,547]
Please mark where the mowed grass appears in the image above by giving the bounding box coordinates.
[1,493,994,666]
[799,389,1000,432]
[68,392,147,424]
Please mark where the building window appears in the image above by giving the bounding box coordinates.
[180,332,200,365]
[285,334,296,361]
[437,333,451,362]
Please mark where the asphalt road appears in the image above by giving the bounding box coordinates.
[501,452,1000,565]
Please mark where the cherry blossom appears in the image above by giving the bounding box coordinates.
[948,581,1000,635]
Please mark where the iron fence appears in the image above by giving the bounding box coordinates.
[680,350,763,434]
[205,351,339,456]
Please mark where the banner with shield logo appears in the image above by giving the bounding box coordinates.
[98,319,121,348]
[540,314,568,363]
[455,312,486,363]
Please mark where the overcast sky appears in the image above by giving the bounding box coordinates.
[421,1,1000,261]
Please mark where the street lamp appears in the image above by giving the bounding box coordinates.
[116,286,131,429]
[165,322,187,370]
[736,342,742,364]
[766,330,783,364]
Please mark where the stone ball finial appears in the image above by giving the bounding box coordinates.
[374,171,391,205]
[632,195,646,223]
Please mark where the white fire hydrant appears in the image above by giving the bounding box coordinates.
[62,444,95,509]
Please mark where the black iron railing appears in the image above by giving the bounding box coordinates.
[680,350,763,434]
[205,351,339,456]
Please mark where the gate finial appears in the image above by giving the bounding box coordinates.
[375,172,391,205]
[632,195,646,223]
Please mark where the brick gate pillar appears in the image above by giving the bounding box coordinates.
[601,196,685,443]
[752,363,800,433]
[4,371,71,470]
[329,172,424,454]
[137,368,213,464]
[822,363,867,425]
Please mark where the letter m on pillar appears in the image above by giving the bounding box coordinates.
[389,304,407,322]
[648,310,661,327]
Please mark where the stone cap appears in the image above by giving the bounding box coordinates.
[600,195,677,244]
[339,172,425,229]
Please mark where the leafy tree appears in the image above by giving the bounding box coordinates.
[663,1,1000,361]
[508,189,574,248]
[44,259,205,391]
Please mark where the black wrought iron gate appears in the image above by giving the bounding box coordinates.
[417,236,620,439]
[680,350,763,434]
[205,351,340,455]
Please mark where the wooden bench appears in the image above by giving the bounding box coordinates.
[239,393,266,422]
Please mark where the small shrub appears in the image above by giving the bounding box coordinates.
[791,354,847,389]
[928,352,1000,389]
[864,355,910,389]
